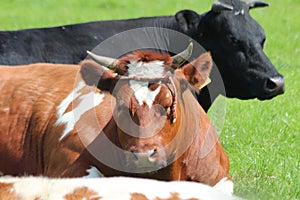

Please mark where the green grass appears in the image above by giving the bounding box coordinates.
[218,1,300,198]
[217,69,299,199]
[0,0,210,30]
[1,0,299,199]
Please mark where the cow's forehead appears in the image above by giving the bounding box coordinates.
[118,54,173,109]
[129,80,162,108]
[129,60,163,107]
[127,60,166,78]
[209,6,265,42]
[118,50,172,69]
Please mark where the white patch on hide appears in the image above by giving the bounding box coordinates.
[213,177,234,196]
[0,176,238,200]
[56,81,85,118]
[56,90,104,141]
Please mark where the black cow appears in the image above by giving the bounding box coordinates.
[0,0,284,111]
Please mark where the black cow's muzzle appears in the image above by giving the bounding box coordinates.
[260,75,285,99]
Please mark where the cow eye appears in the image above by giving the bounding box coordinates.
[158,106,167,116]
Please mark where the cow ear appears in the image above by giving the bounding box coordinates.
[175,10,200,33]
[180,52,213,91]
[80,60,118,92]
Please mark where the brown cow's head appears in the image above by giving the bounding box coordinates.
[80,44,212,173]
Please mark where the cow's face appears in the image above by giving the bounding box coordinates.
[175,0,284,100]
[80,48,212,173]
[113,80,182,172]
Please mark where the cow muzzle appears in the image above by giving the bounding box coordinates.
[261,75,285,99]
[125,147,169,173]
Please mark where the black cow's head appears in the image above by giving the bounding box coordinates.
[175,0,284,100]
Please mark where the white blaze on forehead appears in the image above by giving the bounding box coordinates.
[129,81,162,107]
[128,60,165,107]
[128,60,165,78]
[56,89,105,141]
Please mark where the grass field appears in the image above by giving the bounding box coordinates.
[1,0,299,199]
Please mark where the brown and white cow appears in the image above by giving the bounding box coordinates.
[0,44,231,194]
[0,176,239,200]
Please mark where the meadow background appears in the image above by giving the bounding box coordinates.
[0,0,299,199]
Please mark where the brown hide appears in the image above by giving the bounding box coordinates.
[80,51,230,186]
[0,51,229,187]
[0,64,78,175]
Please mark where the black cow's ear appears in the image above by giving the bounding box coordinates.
[80,60,118,92]
[175,10,200,33]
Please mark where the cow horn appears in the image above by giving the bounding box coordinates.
[172,41,193,68]
[212,1,233,13]
[86,50,117,69]
[247,1,269,9]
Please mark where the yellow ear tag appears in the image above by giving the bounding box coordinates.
[199,77,211,89]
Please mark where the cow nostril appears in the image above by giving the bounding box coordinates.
[149,148,157,157]
[131,150,139,160]
[266,78,277,90]
[148,148,158,163]
[266,76,285,92]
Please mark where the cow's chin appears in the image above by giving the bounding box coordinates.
[124,161,167,174]
[125,158,168,174]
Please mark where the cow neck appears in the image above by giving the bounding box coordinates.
[183,103,223,185]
